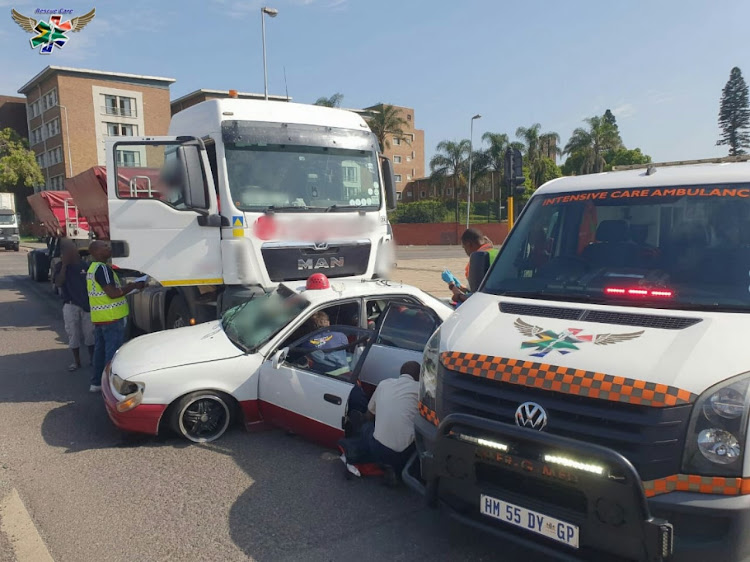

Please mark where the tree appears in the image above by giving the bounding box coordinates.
[539,132,561,161]
[605,147,652,170]
[603,109,619,136]
[516,124,561,188]
[429,139,470,221]
[515,123,542,163]
[717,67,750,156]
[0,128,43,197]
[313,93,344,108]
[481,132,510,175]
[563,116,622,174]
[365,104,408,151]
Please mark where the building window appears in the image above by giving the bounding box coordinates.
[30,126,44,146]
[46,118,60,139]
[28,100,41,119]
[394,174,402,183]
[46,146,63,166]
[393,137,401,146]
[36,154,45,168]
[42,89,58,111]
[420,190,426,197]
[396,192,402,201]
[103,95,137,117]
[116,149,141,167]
[106,122,137,136]
[407,175,412,181]
[406,156,411,162]
[409,133,415,142]
[48,175,64,190]
[407,114,412,121]
[446,188,452,196]
[393,155,402,163]
[341,165,359,183]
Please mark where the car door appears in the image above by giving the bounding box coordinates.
[357,303,442,390]
[257,325,373,448]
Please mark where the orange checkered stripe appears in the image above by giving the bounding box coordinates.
[418,401,439,426]
[643,474,750,498]
[440,352,697,407]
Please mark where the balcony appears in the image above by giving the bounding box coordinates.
[101,106,137,118]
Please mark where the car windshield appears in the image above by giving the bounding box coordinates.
[0,214,15,224]
[222,286,310,351]
[484,184,750,311]
[225,144,381,212]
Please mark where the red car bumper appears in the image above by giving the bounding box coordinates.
[102,368,166,435]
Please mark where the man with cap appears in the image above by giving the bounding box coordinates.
[86,240,145,392]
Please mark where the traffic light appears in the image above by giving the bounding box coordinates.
[503,147,526,195]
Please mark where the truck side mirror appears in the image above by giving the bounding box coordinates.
[197,214,222,227]
[468,251,491,293]
[380,157,397,211]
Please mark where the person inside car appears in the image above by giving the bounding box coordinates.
[297,311,349,374]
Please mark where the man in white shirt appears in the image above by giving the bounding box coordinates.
[340,361,421,485]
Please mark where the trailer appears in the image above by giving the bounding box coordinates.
[0,192,19,251]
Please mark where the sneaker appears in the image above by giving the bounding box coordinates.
[68,363,79,372]
[89,385,101,393]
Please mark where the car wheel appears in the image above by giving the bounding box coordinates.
[170,391,233,443]
[166,296,189,329]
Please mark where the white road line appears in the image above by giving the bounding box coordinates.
[0,489,54,562]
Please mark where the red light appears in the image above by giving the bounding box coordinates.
[605,287,674,298]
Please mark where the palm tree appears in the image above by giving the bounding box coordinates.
[539,132,562,161]
[313,93,344,108]
[430,139,470,220]
[517,124,561,188]
[481,132,509,174]
[515,123,542,162]
[564,116,623,174]
[365,104,408,151]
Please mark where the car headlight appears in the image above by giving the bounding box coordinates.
[419,327,441,412]
[682,373,750,476]
[111,373,140,396]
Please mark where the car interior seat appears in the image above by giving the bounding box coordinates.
[581,220,639,268]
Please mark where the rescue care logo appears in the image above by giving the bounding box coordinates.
[11,7,95,54]
[514,318,643,358]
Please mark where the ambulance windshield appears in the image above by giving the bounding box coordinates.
[484,185,750,310]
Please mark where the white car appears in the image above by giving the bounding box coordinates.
[102,275,453,444]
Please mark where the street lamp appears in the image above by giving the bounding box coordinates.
[261,6,278,101]
[58,104,73,177]
[466,113,481,229]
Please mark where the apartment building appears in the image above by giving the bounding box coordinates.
[171,89,290,115]
[363,104,425,198]
[18,66,174,191]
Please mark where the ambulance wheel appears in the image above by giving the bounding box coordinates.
[170,391,233,443]
[166,296,189,329]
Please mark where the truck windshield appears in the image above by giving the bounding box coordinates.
[0,214,15,224]
[484,185,750,311]
[222,286,310,351]
[225,144,381,212]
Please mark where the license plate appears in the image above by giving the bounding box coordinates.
[480,494,579,549]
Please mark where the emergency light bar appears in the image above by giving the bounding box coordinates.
[605,287,674,298]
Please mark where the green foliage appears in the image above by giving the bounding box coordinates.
[604,147,652,170]
[717,67,750,156]
[563,115,622,174]
[366,104,408,151]
[313,93,344,108]
[429,139,470,191]
[390,199,450,224]
[0,128,43,194]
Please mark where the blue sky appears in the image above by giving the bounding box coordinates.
[1,0,749,170]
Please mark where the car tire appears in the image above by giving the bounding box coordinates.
[166,296,189,330]
[170,391,234,443]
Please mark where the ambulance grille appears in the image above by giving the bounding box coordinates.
[499,302,701,330]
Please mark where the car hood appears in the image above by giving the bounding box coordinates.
[112,321,243,379]
[440,294,750,397]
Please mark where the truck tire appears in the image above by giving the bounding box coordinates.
[166,296,190,330]
[32,251,49,282]
[13,243,19,252]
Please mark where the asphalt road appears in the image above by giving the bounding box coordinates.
[0,250,546,562]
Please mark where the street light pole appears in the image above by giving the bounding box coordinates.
[58,104,73,177]
[261,6,278,100]
[466,114,481,229]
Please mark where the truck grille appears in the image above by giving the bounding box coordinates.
[261,241,371,282]
[439,365,691,481]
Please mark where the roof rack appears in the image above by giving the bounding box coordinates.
[612,155,750,171]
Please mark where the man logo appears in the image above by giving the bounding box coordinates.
[515,402,548,431]
[297,257,345,271]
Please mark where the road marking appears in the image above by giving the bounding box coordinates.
[0,488,54,562]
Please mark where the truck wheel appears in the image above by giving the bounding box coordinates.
[28,252,34,278]
[13,243,19,252]
[32,251,49,282]
[169,391,234,443]
[166,296,190,330]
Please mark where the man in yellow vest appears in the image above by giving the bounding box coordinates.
[447,228,499,305]
[86,241,145,392]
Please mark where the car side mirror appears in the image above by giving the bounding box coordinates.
[468,251,491,293]
[197,213,222,227]
[271,347,289,369]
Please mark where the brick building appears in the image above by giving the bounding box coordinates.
[171,89,290,115]
[18,66,175,191]
[0,95,29,139]
[363,104,425,197]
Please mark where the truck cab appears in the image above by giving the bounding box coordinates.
[414,158,750,562]
[103,99,397,332]
[0,193,19,252]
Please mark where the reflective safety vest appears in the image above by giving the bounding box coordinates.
[87,262,129,324]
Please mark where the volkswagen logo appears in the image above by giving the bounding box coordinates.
[515,402,548,431]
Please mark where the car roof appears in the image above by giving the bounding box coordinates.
[536,161,750,195]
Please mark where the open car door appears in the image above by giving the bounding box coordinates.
[258,326,373,448]
[356,303,442,394]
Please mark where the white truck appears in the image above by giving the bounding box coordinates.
[0,192,20,252]
[68,99,398,333]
